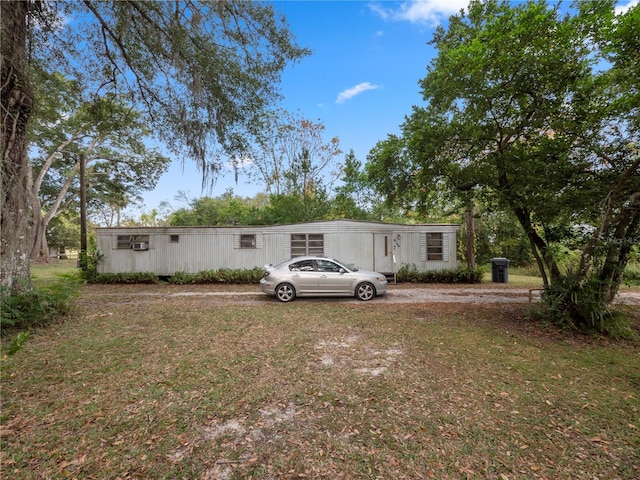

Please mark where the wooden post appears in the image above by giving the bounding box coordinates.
[79,153,87,270]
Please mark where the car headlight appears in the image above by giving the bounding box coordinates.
[376,276,387,282]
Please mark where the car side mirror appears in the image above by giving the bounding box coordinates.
[339,268,346,274]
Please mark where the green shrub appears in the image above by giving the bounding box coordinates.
[537,275,635,339]
[80,250,102,283]
[169,271,195,284]
[169,267,264,285]
[89,265,486,286]
[396,264,484,284]
[88,267,265,285]
[0,273,81,335]
[91,272,160,284]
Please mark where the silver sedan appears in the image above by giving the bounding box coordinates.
[260,256,388,302]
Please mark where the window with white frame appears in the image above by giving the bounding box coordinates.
[240,234,256,249]
[426,232,443,261]
[116,235,150,250]
[291,233,324,257]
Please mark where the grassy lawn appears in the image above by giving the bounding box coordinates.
[30,258,80,288]
[1,273,639,478]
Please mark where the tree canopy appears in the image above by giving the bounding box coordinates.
[47,1,310,176]
[367,0,639,332]
[28,65,171,257]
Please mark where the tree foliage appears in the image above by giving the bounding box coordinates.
[332,150,377,220]
[169,189,255,226]
[55,1,310,174]
[29,66,170,257]
[46,213,81,256]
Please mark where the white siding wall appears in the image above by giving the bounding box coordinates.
[324,232,375,270]
[96,221,460,275]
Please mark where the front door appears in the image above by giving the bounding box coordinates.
[373,233,395,274]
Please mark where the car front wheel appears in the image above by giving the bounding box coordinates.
[355,282,375,301]
[275,283,296,302]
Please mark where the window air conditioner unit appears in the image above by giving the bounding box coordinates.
[132,242,147,251]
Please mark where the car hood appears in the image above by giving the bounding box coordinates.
[353,269,387,279]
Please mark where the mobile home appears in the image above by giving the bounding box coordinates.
[95,219,460,276]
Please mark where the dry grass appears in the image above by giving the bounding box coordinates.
[1,286,639,479]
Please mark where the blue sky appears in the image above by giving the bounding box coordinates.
[139,0,638,213]
[141,0,470,212]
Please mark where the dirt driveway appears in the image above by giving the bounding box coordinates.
[79,283,640,306]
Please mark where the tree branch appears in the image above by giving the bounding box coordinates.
[32,126,86,196]
[578,153,640,277]
[81,1,156,113]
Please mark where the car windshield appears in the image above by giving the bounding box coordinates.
[272,259,292,269]
[334,259,358,272]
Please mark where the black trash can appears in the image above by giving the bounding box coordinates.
[491,258,509,283]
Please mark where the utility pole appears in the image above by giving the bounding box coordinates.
[79,152,87,270]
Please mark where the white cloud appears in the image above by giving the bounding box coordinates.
[371,1,637,24]
[615,0,638,15]
[368,2,390,20]
[370,0,470,25]
[336,82,381,104]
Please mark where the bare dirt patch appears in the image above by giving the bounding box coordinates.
[315,335,404,377]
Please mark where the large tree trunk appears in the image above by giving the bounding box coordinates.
[1,1,33,294]
[31,213,50,259]
[598,191,640,303]
[29,158,81,259]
